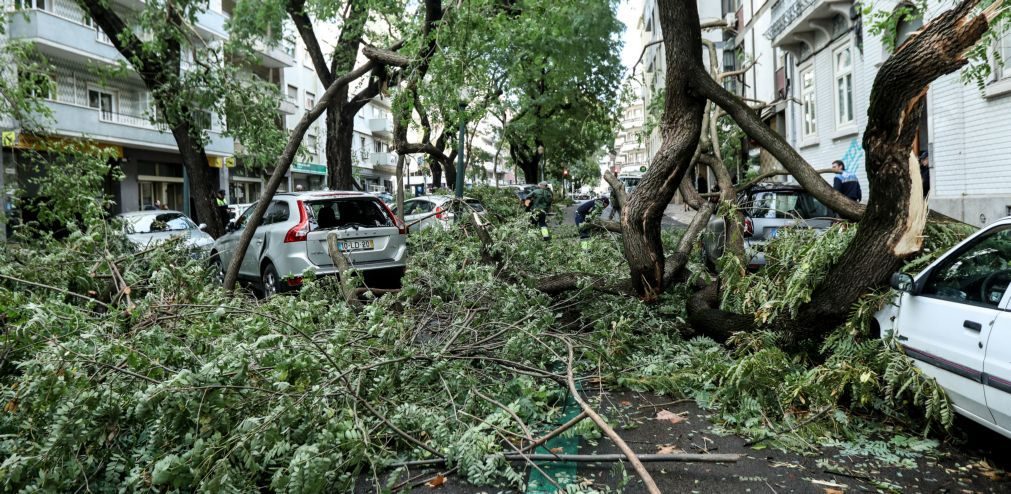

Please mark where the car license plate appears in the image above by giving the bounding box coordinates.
[336,239,374,252]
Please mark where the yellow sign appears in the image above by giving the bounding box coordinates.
[208,156,237,169]
[0,132,123,157]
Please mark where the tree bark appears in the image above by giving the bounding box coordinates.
[78,0,224,237]
[621,0,706,301]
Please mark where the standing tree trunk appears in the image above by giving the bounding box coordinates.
[621,0,706,301]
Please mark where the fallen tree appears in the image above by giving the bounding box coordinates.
[567,0,1001,347]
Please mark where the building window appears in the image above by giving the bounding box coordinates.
[13,0,46,10]
[800,66,816,139]
[834,44,854,127]
[286,85,297,103]
[374,140,385,153]
[996,31,1011,80]
[19,70,52,100]
[88,88,115,120]
[305,91,315,111]
[306,133,318,151]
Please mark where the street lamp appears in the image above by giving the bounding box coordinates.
[455,88,471,198]
[536,144,545,184]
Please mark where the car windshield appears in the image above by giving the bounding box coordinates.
[465,199,485,212]
[307,198,393,229]
[123,212,197,233]
[745,191,833,219]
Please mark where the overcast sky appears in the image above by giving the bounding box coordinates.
[617,0,643,71]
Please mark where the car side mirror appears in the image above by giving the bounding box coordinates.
[197,223,207,231]
[890,272,915,293]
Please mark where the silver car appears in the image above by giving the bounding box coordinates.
[118,210,214,256]
[211,191,408,296]
[398,195,486,233]
[703,184,837,269]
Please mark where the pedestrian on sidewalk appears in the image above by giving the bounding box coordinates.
[525,181,553,241]
[831,160,862,203]
[575,197,609,250]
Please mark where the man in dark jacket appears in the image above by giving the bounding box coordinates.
[831,160,862,202]
[574,197,610,249]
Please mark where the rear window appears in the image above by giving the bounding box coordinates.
[306,198,394,230]
[464,199,485,212]
[745,191,833,219]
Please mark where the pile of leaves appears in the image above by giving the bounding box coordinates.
[0,180,976,491]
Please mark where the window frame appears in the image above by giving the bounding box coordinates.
[87,87,117,121]
[833,42,855,129]
[918,225,1011,309]
[799,64,817,140]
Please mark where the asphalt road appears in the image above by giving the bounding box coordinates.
[355,390,1011,493]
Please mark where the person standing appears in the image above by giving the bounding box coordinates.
[831,160,862,202]
[919,151,930,198]
[525,181,553,241]
[214,190,229,233]
[574,197,609,250]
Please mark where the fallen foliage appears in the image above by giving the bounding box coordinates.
[0,184,976,492]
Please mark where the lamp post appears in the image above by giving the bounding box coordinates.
[536,144,545,184]
[455,88,471,198]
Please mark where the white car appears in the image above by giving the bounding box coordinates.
[398,195,486,233]
[118,210,214,256]
[876,217,1011,438]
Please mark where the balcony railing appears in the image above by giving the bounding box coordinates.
[100,110,164,130]
[765,0,817,40]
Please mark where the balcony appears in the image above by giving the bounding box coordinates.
[253,39,297,68]
[7,7,123,65]
[766,0,854,58]
[369,152,391,167]
[44,101,233,155]
[369,118,393,138]
[279,99,298,115]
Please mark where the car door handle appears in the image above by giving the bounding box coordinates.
[963,320,982,331]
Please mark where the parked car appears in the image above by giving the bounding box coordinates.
[211,191,407,297]
[875,218,1011,439]
[397,195,486,233]
[373,192,395,205]
[118,210,214,256]
[228,203,253,223]
[702,183,837,269]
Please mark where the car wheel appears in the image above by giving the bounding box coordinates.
[210,255,225,285]
[261,262,283,298]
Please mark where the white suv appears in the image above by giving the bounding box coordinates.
[211,191,408,296]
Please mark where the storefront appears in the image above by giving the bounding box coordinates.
[291,162,327,191]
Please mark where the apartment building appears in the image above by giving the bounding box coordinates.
[2,0,401,219]
[635,0,724,195]
[611,94,647,174]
